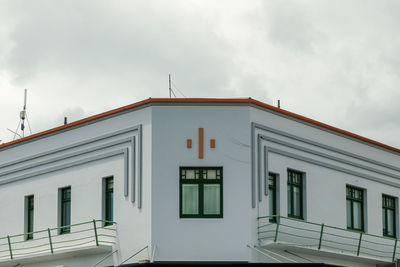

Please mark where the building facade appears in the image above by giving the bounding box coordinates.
[0,98,400,267]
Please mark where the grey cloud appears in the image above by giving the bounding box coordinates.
[3,1,234,98]
[261,1,324,54]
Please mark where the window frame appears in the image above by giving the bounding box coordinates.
[59,186,71,234]
[287,169,303,220]
[382,194,396,238]
[268,173,277,222]
[346,185,364,232]
[179,167,223,219]
[103,176,114,226]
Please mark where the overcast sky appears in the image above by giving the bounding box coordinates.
[0,0,400,148]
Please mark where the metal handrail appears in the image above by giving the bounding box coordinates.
[0,219,117,262]
[257,215,399,262]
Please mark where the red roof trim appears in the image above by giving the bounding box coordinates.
[1,98,399,154]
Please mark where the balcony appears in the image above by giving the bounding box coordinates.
[258,216,399,264]
[0,219,116,265]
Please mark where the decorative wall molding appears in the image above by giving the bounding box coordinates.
[251,122,400,208]
[0,124,143,208]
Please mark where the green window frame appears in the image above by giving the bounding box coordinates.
[25,195,34,240]
[180,167,223,218]
[382,195,396,238]
[60,187,71,234]
[346,186,364,231]
[104,177,114,226]
[269,173,277,222]
[287,170,303,219]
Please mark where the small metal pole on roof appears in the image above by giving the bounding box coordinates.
[64,117,67,125]
[278,100,280,109]
[169,74,172,98]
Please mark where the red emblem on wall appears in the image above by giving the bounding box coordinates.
[186,128,215,159]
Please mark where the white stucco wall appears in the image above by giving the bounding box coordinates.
[151,105,254,262]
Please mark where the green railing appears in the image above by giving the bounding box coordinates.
[0,219,116,261]
[258,215,399,262]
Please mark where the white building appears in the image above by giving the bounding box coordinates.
[0,98,400,267]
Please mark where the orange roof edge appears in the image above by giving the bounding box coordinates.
[1,97,400,154]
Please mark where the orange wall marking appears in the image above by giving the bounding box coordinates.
[199,128,204,159]
[210,139,216,148]
[187,139,192,148]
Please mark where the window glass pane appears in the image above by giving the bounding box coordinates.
[347,187,351,198]
[287,186,292,215]
[269,188,275,216]
[353,201,362,230]
[107,180,113,190]
[182,184,199,215]
[61,188,71,233]
[383,208,386,234]
[387,209,395,236]
[206,169,217,179]
[203,184,220,215]
[347,200,352,228]
[106,191,113,221]
[268,175,275,187]
[293,186,301,217]
[185,170,196,179]
[105,178,114,224]
[64,202,71,224]
[27,196,34,239]
[354,189,362,201]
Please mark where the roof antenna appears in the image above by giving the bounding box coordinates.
[9,89,32,140]
[168,74,186,98]
[169,74,172,98]
[278,100,281,109]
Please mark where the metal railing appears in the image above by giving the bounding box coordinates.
[0,219,116,261]
[258,215,399,262]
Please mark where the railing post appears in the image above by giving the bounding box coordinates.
[357,232,363,256]
[392,239,398,262]
[274,217,280,242]
[7,235,12,259]
[93,219,99,246]
[48,228,54,254]
[318,224,325,250]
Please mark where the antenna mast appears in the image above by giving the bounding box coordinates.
[10,89,32,140]
[20,89,27,137]
[169,74,172,98]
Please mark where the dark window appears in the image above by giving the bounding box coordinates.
[346,186,364,231]
[180,167,223,218]
[26,195,34,240]
[269,173,277,222]
[287,170,303,219]
[60,187,71,234]
[104,177,114,226]
[382,195,396,237]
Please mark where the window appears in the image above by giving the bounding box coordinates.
[25,195,34,240]
[269,173,277,222]
[180,167,223,218]
[382,195,396,237]
[287,170,303,219]
[346,186,364,231]
[60,187,71,234]
[104,177,114,226]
